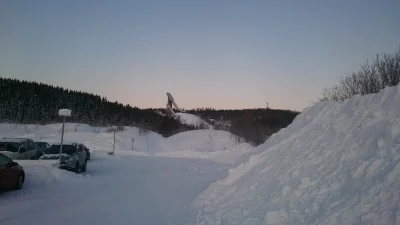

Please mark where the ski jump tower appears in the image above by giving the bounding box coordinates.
[166,92,184,118]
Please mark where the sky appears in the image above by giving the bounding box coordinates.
[1,0,399,111]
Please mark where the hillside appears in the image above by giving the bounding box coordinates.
[187,108,299,145]
[0,77,298,144]
[0,78,200,136]
[194,85,400,225]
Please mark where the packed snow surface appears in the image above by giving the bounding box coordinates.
[194,85,400,225]
[0,154,231,225]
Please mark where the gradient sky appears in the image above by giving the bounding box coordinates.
[1,0,399,111]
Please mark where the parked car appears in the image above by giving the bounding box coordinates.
[81,144,90,160]
[0,138,40,160]
[0,152,25,191]
[40,142,87,172]
[34,141,51,158]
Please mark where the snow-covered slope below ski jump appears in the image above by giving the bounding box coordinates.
[0,122,250,164]
[176,112,212,128]
[194,85,400,225]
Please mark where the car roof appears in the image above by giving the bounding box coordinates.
[51,141,80,145]
[0,138,33,143]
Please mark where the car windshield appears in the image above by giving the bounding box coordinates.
[45,145,76,155]
[35,142,47,148]
[0,142,20,153]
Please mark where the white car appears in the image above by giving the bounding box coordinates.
[0,138,40,160]
[40,142,88,172]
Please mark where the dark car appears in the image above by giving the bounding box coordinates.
[0,153,25,191]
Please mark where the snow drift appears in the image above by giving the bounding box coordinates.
[194,85,400,225]
[157,130,245,152]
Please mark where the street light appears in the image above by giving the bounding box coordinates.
[58,109,71,167]
[112,125,117,156]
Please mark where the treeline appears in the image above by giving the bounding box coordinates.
[186,108,299,145]
[0,78,300,144]
[0,78,198,137]
[321,47,400,101]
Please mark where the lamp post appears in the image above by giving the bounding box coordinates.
[58,109,71,167]
[112,125,117,156]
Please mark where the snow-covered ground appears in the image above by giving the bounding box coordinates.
[2,85,400,225]
[0,153,231,225]
[0,123,250,164]
[193,85,400,225]
[0,122,254,225]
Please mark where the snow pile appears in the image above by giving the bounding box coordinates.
[194,85,400,225]
[176,112,212,128]
[156,130,245,153]
[16,160,85,184]
[157,142,253,165]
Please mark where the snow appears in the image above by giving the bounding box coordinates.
[193,85,400,225]
[0,122,254,225]
[0,123,250,164]
[58,108,71,117]
[156,129,246,153]
[0,154,232,225]
[1,85,399,225]
[176,112,212,128]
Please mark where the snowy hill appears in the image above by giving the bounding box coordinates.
[0,122,251,164]
[194,85,400,225]
[176,112,212,128]
[157,129,245,152]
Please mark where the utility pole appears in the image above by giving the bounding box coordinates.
[112,126,116,156]
[58,109,71,167]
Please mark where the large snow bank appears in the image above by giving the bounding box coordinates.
[194,85,400,225]
[156,130,245,153]
[157,143,253,165]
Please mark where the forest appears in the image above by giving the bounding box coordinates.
[0,77,299,144]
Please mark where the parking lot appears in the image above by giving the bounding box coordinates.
[0,152,230,225]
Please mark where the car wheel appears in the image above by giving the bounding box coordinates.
[15,174,24,190]
[81,160,87,172]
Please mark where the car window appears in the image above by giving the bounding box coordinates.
[0,154,11,165]
[45,145,76,155]
[0,143,7,151]
[27,141,35,150]
[19,144,26,153]
[0,142,20,153]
